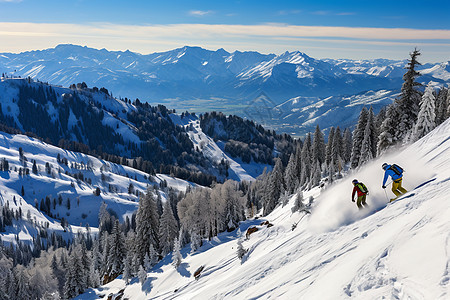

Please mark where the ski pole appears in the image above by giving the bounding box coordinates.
[383,180,392,201]
[384,189,389,202]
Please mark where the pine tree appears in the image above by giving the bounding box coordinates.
[122,253,133,284]
[310,160,321,188]
[325,127,335,166]
[359,116,374,166]
[79,242,91,290]
[284,153,298,194]
[158,201,179,256]
[435,87,448,125]
[148,243,159,267]
[106,220,125,278]
[172,237,182,269]
[236,239,246,261]
[89,264,101,288]
[359,107,376,165]
[342,128,352,164]
[368,107,378,158]
[447,87,450,119]
[413,82,436,141]
[143,253,152,272]
[190,230,202,253]
[377,104,397,155]
[331,126,343,174]
[395,48,422,141]
[350,107,368,168]
[135,189,160,266]
[263,158,284,215]
[16,269,32,300]
[222,180,245,231]
[138,265,147,286]
[63,252,85,299]
[299,133,312,187]
[32,160,38,174]
[294,143,302,184]
[311,125,325,166]
[291,191,305,213]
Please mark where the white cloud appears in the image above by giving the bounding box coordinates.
[189,10,213,17]
[0,22,448,61]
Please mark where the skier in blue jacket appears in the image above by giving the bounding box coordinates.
[382,163,407,201]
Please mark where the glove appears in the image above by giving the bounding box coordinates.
[382,185,386,189]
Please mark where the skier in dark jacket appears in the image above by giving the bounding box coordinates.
[351,179,368,209]
[382,163,407,201]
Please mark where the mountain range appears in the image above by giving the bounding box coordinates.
[1,45,449,136]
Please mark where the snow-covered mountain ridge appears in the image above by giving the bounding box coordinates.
[0,78,280,183]
[1,45,448,120]
[86,117,450,299]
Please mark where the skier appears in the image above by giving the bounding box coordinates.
[382,163,407,201]
[351,179,369,209]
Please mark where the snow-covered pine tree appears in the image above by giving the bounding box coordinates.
[325,127,335,166]
[89,264,101,288]
[236,239,246,261]
[311,124,325,167]
[122,253,133,284]
[375,106,386,129]
[138,265,147,286]
[447,86,450,119]
[263,158,284,216]
[328,159,335,183]
[435,86,448,125]
[158,201,179,256]
[300,133,312,187]
[291,191,304,213]
[342,128,352,164]
[143,253,152,272]
[16,269,32,300]
[106,220,125,279]
[222,180,245,231]
[350,107,368,168]
[190,230,202,253]
[148,243,159,267]
[172,237,182,269]
[331,126,343,174]
[368,107,378,158]
[377,104,397,155]
[310,160,321,188]
[79,242,91,290]
[63,252,85,299]
[359,111,375,166]
[284,153,298,194]
[395,48,422,142]
[413,82,436,141]
[294,143,303,186]
[135,189,160,266]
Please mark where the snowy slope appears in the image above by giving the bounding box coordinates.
[169,114,270,182]
[0,131,196,245]
[84,118,450,299]
[272,89,399,136]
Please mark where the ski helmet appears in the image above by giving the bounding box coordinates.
[382,163,388,170]
[352,179,358,184]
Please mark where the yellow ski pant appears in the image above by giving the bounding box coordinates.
[392,178,407,197]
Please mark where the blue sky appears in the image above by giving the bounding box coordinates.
[0,0,449,62]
